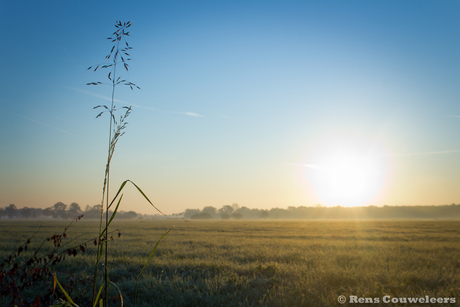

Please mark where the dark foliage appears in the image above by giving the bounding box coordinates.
[0,216,121,306]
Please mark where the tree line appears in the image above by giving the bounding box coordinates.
[0,203,137,220]
[3,202,460,220]
[183,203,460,220]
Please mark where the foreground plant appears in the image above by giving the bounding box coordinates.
[0,215,101,306]
[84,21,167,307]
[1,21,169,307]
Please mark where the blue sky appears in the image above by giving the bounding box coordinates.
[1,1,460,214]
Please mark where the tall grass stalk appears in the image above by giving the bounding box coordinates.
[86,21,163,307]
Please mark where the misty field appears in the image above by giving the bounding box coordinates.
[2,219,460,306]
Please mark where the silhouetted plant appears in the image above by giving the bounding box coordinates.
[84,21,167,307]
[1,20,170,307]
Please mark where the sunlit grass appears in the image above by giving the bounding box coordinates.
[1,219,460,306]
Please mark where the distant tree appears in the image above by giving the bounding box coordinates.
[69,202,82,212]
[42,207,53,217]
[126,211,137,219]
[218,205,234,216]
[202,206,217,217]
[270,208,288,219]
[232,213,243,219]
[50,202,68,219]
[68,202,82,218]
[184,209,201,219]
[21,207,31,219]
[83,204,102,219]
[235,206,251,218]
[190,212,212,219]
[53,202,67,211]
[260,210,269,219]
[91,204,102,211]
[231,203,239,211]
[221,213,231,220]
[29,208,42,218]
[118,211,137,219]
[5,204,17,218]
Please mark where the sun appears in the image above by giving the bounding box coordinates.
[304,135,389,207]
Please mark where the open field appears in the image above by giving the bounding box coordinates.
[2,219,460,306]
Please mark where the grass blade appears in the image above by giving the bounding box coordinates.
[53,273,79,306]
[129,180,164,214]
[99,194,123,237]
[107,180,164,215]
[107,180,128,209]
[109,281,123,307]
[92,284,104,307]
[137,228,172,280]
[134,227,172,307]
[96,240,104,263]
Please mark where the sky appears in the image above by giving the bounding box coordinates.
[1,1,460,215]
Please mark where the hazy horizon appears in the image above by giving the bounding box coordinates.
[2,1,460,215]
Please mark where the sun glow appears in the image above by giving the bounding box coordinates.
[305,135,389,207]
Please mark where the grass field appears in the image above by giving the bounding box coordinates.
[1,219,460,306]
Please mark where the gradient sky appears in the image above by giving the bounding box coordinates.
[1,1,460,215]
